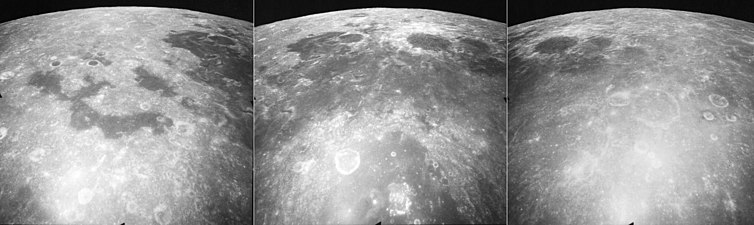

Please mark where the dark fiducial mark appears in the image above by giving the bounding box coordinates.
[50,61,61,67]
[534,36,578,54]
[338,33,363,43]
[181,13,199,19]
[504,97,509,103]
[459,38,490,54]
[468,57,506,76]
[87,60,99,66]
[208,35,236,45]
[132,66,177,97]
[407,33,451,52]
[286,32,345,60]
[27,70,63,96]
[351,13,369,17]
[69,100,174,138]
[586,36,612,50]
[82,52,112,66]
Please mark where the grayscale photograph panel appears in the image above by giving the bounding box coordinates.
[508,1,754,224]
[0,1,253,224]
[253,1,506,224]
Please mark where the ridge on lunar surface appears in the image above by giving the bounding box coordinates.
[509,8,754,225]
[0,7,252,224]
[254,8,506,225]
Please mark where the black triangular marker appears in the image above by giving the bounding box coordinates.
[375,222,381,225]
[629,222,634,225]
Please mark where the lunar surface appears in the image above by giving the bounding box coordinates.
[335,148,360,175]
[0,7,252,224]
[254,8,506,225]
[509,8,754,225]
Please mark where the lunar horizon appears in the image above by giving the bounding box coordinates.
[510,8,754,225]
[253,7,506,225]
[0,6,252,224]
[4,4,754,225]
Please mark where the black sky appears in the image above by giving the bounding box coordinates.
[509,0,754,26]
[0,0,252,24]
[254,0,506,27]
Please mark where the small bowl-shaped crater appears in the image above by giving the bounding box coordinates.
[725,114,738,122]
[87,60,100,66]
[139,102,151,111]
[702,111,715,121]
[51,61,62,67]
